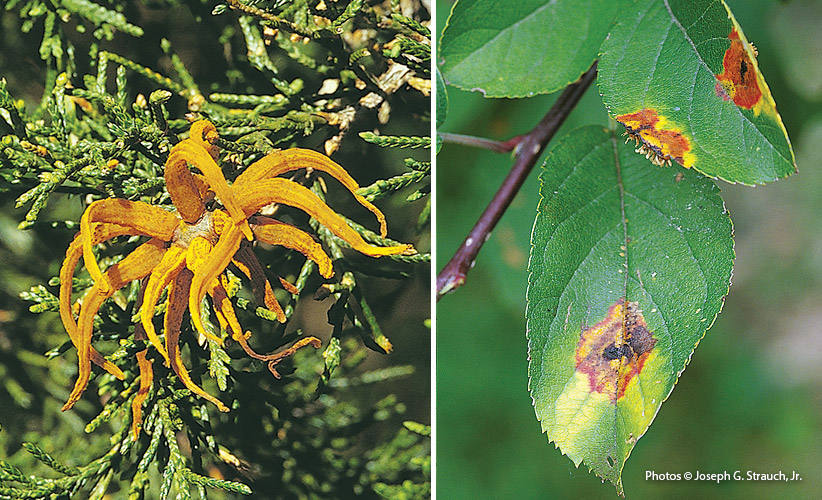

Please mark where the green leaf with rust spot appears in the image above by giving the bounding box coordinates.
[526,126,733,495]
[598,0,796,185]
[439,0,617,97]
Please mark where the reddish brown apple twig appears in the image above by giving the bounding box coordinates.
[436,62,598,301]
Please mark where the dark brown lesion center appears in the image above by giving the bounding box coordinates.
[575,299,658,402]
[600,311,656,363]
[602,342,632,361]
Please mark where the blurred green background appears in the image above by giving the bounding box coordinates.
[436,0,822,498]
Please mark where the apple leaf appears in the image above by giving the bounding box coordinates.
[526,125,733,494]
[439,0,617,97]
[598,0,796,185]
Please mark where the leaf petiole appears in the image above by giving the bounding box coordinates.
[437,132,522,154]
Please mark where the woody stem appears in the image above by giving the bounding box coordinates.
[438,132,523,153]
[436,61,598,300]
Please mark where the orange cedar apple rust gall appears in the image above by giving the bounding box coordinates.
[58,120,415,436]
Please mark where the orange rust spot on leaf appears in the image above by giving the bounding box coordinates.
[574,299,656,404]
[715,28,761,110]
[616,108,694,168]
